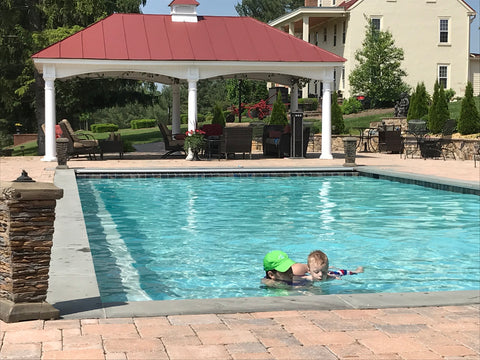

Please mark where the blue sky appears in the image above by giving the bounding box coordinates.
[142,0,480,53]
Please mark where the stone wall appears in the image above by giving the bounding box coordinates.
[0,178,63,322]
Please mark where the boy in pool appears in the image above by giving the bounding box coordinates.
[303,250,364,281]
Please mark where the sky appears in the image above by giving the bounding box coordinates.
[141,0,480,53]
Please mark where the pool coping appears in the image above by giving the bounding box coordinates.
[48,167,480,319]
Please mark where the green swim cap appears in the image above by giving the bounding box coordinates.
[263,250,295,272]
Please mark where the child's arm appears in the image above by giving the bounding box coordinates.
[328,266,364,277]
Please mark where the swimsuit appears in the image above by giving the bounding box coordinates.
[328,269,358,276]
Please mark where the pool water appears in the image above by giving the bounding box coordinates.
[77,175,480,302]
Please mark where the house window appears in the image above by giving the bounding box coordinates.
[342,67,345,89]
[332,0,336,5]
[342,21,346,44]
[323,27,327,42]
[333,24,337,46]
[439,19,449,43]
[438,65,448,88]
[371,18,381,30]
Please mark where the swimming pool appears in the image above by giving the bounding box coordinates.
[77,173,480,303]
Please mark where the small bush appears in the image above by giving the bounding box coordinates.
[180,114,205,124]
[457,82,480,135]
[91,123,119,133]
[130,119,157,129]
[331,92,345,134]
[341,97,363,115]
[268,92,288,125]
[444,88,456,103]
[211,104,226,126]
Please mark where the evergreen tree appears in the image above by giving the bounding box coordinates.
[407,82,429,121]
[428,81,449,134]
[349,19,410,108]
[331,92,345,135]
[211,103,226,127]
[268,92,288,125]
[428,81,440,133]
[457,82,480,135]
[435,84,449,133]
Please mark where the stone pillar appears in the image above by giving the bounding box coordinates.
[0,175,63,322]
[343,137,357,166]
[56,138,69,169]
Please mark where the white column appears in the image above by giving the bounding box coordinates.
[288,22,295,36]
[42,65,57,162]
[320,81,333,159]
[171,80,181,136]
[302,16,310,99]
[186,68,199,160]
[290,83,299,112]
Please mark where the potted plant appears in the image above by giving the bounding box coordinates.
[184,129,206,160]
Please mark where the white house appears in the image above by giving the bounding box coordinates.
[270,0,478,98]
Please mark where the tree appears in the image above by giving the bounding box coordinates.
[407,82,429,121]
[349,19,409,108]
[331,92,345,134]
[211,103,226,127]
[0,0,147,153]
[428,81,449,134]
[457,82,480,135]
[235,0,303,23]
[268,92,288,125]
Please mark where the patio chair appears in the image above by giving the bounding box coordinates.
[219,126,253,159]
[58,119,99,160]
[378,125,403,154]
[158,122,185,158]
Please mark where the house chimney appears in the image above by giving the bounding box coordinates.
[169,0,199,23]
[305,0,318,6]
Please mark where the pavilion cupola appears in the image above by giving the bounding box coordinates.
[169,0,200,23]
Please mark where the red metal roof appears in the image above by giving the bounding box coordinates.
[169,0,199,6]
[32,13,346,63]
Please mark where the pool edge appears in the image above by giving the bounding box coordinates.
[48,167,480,319]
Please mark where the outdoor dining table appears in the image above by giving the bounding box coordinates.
[352,126,378,152]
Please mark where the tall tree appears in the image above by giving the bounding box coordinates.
[349,19,409,108]
[428,81,449,134]
[235,0,303,23]
[0,0,147,153]
[457,82,480,135]
[407,82,429,121]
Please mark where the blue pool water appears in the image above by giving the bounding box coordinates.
[77,175,480,302]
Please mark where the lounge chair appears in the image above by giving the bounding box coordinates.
[58,119,99,160]
[158,122,185,158]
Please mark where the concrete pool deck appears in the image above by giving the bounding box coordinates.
[0,151,479,359]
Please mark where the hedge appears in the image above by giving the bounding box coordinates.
[90,123,119,133]
[131,119,157,129]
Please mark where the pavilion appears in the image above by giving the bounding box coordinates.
[32,0,346,161]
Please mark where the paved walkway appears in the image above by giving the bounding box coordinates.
[0,150,479,359]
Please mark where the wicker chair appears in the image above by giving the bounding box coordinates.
[58,119,99,160]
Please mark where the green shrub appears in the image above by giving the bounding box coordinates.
[268,92,288,125]
[211,104,226,126]
[444,88,456,103]
[91,123,119,133]
[341,97,363,115]
[457,82,480,135]
[298,98,319,111]
[428,81,449,134]
[130,119,157,129]
[407,82,430,121]
[331,92,345,135]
